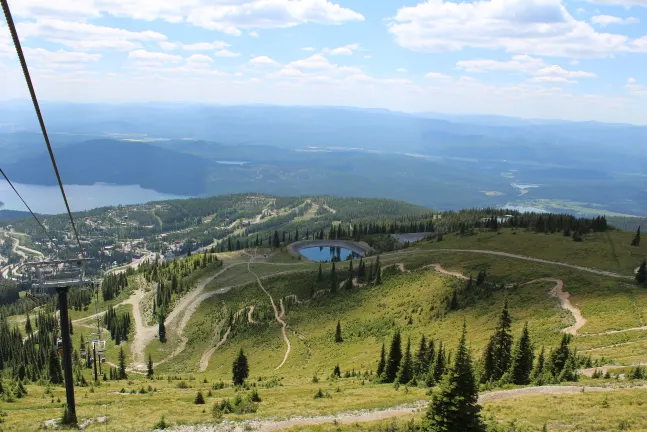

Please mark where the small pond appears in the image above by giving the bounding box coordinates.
[298,246,363,263]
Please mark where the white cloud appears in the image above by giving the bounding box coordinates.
[425,72,452,81]
[625,77,647,96]
[389,0,635,58]
[528,76,576,84]
[128,49,182,67]
[364,55,372,59]
[396,68,408,73]
[186,54,213,63]
[301,47,316,51]
[591,15,639,26]
[249,31,259,38]
[160,40,229,51]
[325,43,360,56]
[14,0,364,34]
[21,48,101,70]
[18,19,166,51]
[588,0,647,6]
[249,56,280,66]
[215,49,241,57]
[456,55,597,83]
[628,77,637,84]
[286,54,360,74]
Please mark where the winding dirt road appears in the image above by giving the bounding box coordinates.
[199,325,231,372]
[523,278,586,335]
[248,250,291,369]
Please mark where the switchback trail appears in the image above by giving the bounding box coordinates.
[199,326,231,372]
[249,249,291,369]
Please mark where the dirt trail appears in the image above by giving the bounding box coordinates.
[123,289,152,368]
[199,326,231,372]
[248,306,256,323]
[164,385,647,432]
[584,325,647,337]
[407,248,631,280]
[523,278,586,335]
[249,250,291,369]
[427,263,469,280]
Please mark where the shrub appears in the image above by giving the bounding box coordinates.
[314,388,330,399]
[248,389,262,402]
[153,415,167,429]
[194,391,205,405]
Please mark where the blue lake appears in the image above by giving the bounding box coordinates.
[298,246,363,263]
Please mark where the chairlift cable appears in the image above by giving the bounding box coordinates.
[0,166,57,246]
[1,0,82,254]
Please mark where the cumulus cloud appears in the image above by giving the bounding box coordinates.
[396,68,408,73]
[249,31,260,38]
[591,15,639,26]
[159,40,229,51]
[301,47,316,51]
[388,0,635,58]
[128,49,182,67]
[456,55,597,83]
[249,56,280,66]
[425,72,452,81]
[18,19,166,51]
[324,43,360,56]
[588,0,647,6]
[215,49,241,57]
[23,48,102,69]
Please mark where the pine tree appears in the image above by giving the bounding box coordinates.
[25,314,32,336]
[423,323,484,432]
[349,260,354,278]
[48,348,63,384]
[508,322,534,385]
[631,226,641,246]
[375,255,382,285]
[548,334,572,377]
[636,260,647,285]
[558,355,579,382]
[232,349,249,386]
[384,331,402,383]
[118,347,127,379]
[397,338,413,384]
[531,346,545,383]
[415,335,428,377]
[317,263,323,282]
[432,342,446,383]
[377,343,386,378]
[482,299,513,382]
[158,306,167,343]
[335,321,343,343]
[449,290,458,311]
[330,262,338,294]
[147,354,154,378]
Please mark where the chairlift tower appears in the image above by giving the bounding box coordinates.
[25,257,97,425]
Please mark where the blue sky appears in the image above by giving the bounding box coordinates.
[1,0,647,123]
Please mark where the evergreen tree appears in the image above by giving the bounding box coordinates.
[317,263,323,282]
[423,323,484,432]
[531,346,546,383]
[384,331,402,383]
[636,260,647,285]
[481,299,513,382]
[432,342,446,383]
[415,335,428,377]
[25,314,32,336]
[232,349,249,386]
[48,348,63,384]
[358,258,365,281]
[548,334,572,377]
[508,322,534,385]
[377,343,386,378]
[375,255,382,285]
[631,226,641,247]
[344,276,353,290]
[158,306,167,343]
[118,347,127,379]
[449,290,458,311]
[335,321,343,343]
[147,354,154,378]
[349,260,354,278]
[558,355,579,382]
[397,338,413,384]
[330,262,338,294]
[273,231,280,248]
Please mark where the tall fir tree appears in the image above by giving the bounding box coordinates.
[508,322,534,385]
[423,323,484,432]
[375,255,382,285]
[335,321,343,343]
[631,226,641,247]
[481,299,513,383]
[384,331,403,383]
[549,334,572,377]
[158,306,167,343]
[147,354,154,378]
[415,335,428,377]
[317,263,323,282]
[397,338,413,384]
[432,342,446,383]
[531,346,546,383]
[232,349,249,386]
[118,347,127,379]
[377,343,386,378]
[330,262,338,294]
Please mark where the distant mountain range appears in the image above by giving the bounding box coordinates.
[0,103,645,216]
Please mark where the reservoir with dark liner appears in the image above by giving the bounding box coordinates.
[298,246,363,263]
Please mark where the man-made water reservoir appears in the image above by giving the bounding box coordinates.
[298,246,363,263]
